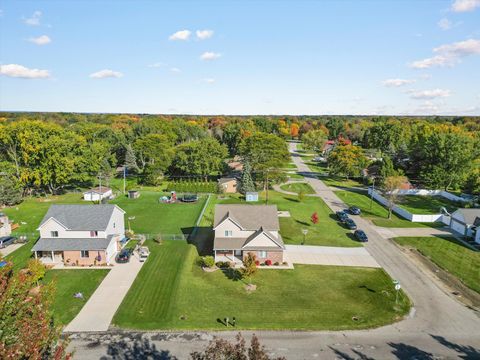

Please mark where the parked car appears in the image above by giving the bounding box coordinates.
[139,246,150,262]
[0,236,17,249]
[336,210,349,223]
[116,249,132,263]
[345,218,357,230]
[354,230,368,242]
[349,206,361,215]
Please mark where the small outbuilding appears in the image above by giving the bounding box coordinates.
[128,190,140,199]
[246,192,259,202]
[83,187,113,202]
[218,177,238,193]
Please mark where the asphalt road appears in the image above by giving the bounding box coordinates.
[67,142,480,359]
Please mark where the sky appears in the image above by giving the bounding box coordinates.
[0,0,479,115]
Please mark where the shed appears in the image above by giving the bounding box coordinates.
[246,192,259,202]
[128,190,140,199]
[83,187,113,201]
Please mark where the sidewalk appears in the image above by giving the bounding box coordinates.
[64,253,144,332]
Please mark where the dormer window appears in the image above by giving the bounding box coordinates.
[224,230,233,237]
[90,231,98,237]
[51,231,58,238]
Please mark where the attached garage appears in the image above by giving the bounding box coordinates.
[449,209,480,240]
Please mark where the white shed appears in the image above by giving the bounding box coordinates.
[83,187,113,202]
[449,208,480,239]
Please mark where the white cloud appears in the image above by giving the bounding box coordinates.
[410,38,480,68]
[409,88,451,99]
[147,62,165,68]
[89,69,123,79]
[28,35,51,45]
[419,73,432,80]
[451,0,480,12]
[438,18,452,30]
[203,78,215,84]
[23,10,42,26]
[196,30,214,40]
[169,30,191,41]
[0,64,50,79]
[200,51,221,61]
[170,67,181,73]
[382,78,416,87]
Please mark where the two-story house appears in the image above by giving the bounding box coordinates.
[213,204,285,265]
[32,204,125,266]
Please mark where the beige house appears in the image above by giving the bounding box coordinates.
[0,212,12,237]
[213,204,285,265]
[218,177,238,193]
[32,204,125,266]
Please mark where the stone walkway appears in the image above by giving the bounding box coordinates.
[64,252,144,332]
[285,245,381,268]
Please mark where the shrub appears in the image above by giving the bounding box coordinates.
[153,234,162,244]
[255,260,260,266]
[202,256,215,268]
[265,259,272,266]
[274,262,280,266]
[260,262,265,266]
[282,261,288,265]
[216,261,231,269]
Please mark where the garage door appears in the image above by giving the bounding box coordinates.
[451,219,466,235]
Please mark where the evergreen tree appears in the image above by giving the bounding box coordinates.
[124,143,139,173]
[239,161,255,194]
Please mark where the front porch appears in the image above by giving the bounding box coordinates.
[34,250,64,265]
[214,250,243,266]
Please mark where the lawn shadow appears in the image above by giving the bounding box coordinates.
[185,226,213,256]
[358,285,376,293]
[221,267,242,282]
[430,334,480,359]
[283,197,300,203]
[100,338,177,360]
[295,219,310,226]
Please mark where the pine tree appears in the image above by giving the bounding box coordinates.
[124,144,139,173]
[239,161,255,194]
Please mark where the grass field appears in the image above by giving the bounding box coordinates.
[113,240,410,330]
[396,195,459,215]
[279,182,315,194]
[394,236,480,293]
[43,269,110,325]
[336,190,445,228]
[200,191,360,247]
[303,161,365,188]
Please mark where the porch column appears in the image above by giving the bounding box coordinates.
[34,251,37,259]
[51,251,54,261]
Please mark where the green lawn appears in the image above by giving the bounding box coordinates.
[396,195,459,215]
[113,240,410,330]
[201,191,360,247]
[336,190,445,228]
[111,191,207,235]
[279,182,315,194]
[43,269,110,325]
[304,161,365,188]
[394,236,480,294]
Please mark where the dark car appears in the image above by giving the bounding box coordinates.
[354,230,368,242]
[336,210,349,223]
[349,206,361,215]
[345,218,357,230]
[0,236,17,249]
[116,249,132,263]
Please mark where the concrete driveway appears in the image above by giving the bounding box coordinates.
[64,252,144,332]
[0,243,25,257]
[285,244,381,268]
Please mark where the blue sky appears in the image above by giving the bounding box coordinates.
[0,0,479,115]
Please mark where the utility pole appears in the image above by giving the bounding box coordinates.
[123,165,126,195]
[370,177,375,210]
[265,169,269,205]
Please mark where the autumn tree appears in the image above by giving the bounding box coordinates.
[328,144,367,179]
[0,259,68,359]
[302,130,328,155]
[290,123,299,139]
[311,212,319,224]
[383,175,408,219]
[240,252,258,285]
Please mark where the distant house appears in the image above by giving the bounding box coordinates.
[213,204,285,265]
[449,208,480,243]
[245,192,259,202]
[218,177,238,193]
[227,156,243,172]
[83,187,113,201]
[0,213,12,237]
[32,204,125,266]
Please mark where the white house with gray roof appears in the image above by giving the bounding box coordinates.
[449,208,480,243]
[213,204,285,265]
[32,204,125,266]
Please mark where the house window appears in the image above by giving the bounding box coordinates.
[80,250,90,258]
[259,251,267,258]
[50,231,58,238]
[90,231,98,237]
[113,222,116,228]
[224,230,233,237]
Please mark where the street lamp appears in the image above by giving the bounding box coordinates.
[301,229,308,245]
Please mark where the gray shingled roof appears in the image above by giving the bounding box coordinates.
[38,204,120,230]
[213,204,279,230]
[217,177,236,185]
[214,230,284,250]
[83,187,112,194]
[31,237,112,251]
[454,208,480,225]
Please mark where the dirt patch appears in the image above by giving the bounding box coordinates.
[202,266,218,273]
[397,243,480,310]
[244,284,257,292]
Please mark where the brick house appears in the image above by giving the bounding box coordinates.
[213,204,285,265]
[217,177,238,193]
[32,204,125,266]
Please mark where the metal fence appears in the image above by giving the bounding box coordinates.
[141,233,190,241]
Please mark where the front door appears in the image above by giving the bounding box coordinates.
[234,250,242,257]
